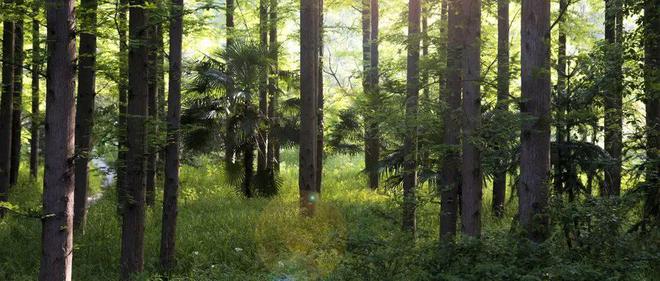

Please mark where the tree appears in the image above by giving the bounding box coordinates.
[642,0,659,227]
[492,0,509,218]
[10,0,24,186]
[224,0,237,168]
[160,0,183,269]
[120,0,149,276]
[461,0,483,237]
[0,0,15,218]
[258,0,269,174]
[73,0,98,232]
[299,0,320,214]
[365,0,380,189]
[317,0,324,192]
[29,0,40,179]
[402,0,420,234]
[267,0,279,173]
[440,0,461,239]
[519,0,551,242]
[39,0,77,277]
[603,0,623,196]
[117,0,129,212]
[146,19,161,207]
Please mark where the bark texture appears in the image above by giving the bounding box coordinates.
[146,22,160,207]
[519,0,551,242]
[603,0,623,196]
[30,1,40,178]
[39,0,77,278]
[365,0,380,189]
[492,0,509,218]
[267,0,279,173]
[117,0,129,212]
[0,0,15,218]
[10,3,24,186]
[642,0,659,227]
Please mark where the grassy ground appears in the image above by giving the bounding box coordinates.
[0,151,658,280]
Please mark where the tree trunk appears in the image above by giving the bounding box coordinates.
[461,0,482,238]
[146,22,160,207]
[492,0,509,218]
[440,0,462,240]
[0,0,15,218]
[73,0,98,232]
[258,0,269,175]
[362,0,371,186]
[117,0,129,213]
[160,0,183,268]
[365,0,380,189]
[317,0,324,192]
[29,0,39,179]
[10,2,24,186]
[267,0,279,174]
[642,0,659,227]
[120,0,149,277]
[402,0,420,235]
[554,0,567,197]
[299,0,320,215]
[224,0,237,168]
[39,0,76,277]
[519,0,551,242]
[603,0,623,197]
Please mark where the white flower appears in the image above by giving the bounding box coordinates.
[234,247,243,252]
[193,251,199,256]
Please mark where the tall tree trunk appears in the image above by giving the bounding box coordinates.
[439,0,461,240]
[317,0,324,192]
[554,0,567,197]
[224,0,237,169]
[242,128,254,198]
[73,0,98,232]
[519,0,551,242]
[421,5,429,101]
[461,0,482,237]
[258,0,269,175]
[603,0,623,197]
[299,0,320,215]
[120,0,149,277]
[361,0,371,187]
[39,0,76,277]
[492,0,509,218]
[146,22,160,207]
[160,0,183,268]
[366,0,380,190]
[117,0,129,212]
[267,0,279,174]
[10,1,24,186]
[642,0,659,227]
[29,0,40,179]
[0,0,15,218]
[402,0,420,235]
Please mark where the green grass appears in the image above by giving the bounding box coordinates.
[1,150,658,280]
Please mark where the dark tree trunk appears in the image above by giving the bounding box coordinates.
[642,0,659,227]
[492,0,509,218]
[362,0,370,184]
[402,0,420,235]
[120,0,149,277]
[299,0,320,214]
[29,0,39,179]
[258,0,269,175]
[10,3,24,186]
[146,22,160,207]
[0,0,15,218]
[421,6,429,101]
[519,0,551,242]
[365,0,380,189]
[317,0,324,192]
[160,0,183,268]
[439,0,462,240]
[242,132,254,198]
[461,0,482,238]
[554,0,567,197]
[116,0,129,212]
[224,0,237,168]
[267,0,279,174]
[603,0,623,197]
[39,0,76,277]
[73,0,98,232]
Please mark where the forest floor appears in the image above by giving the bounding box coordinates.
[0,150,658,280]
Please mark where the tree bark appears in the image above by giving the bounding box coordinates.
[603,0,623,197]
[642,0,659,227]
[365,0,380,189]
[267,0,279,174]
[73,0,98,232]
[317,0,324,192]
[10,1,24,186]
[440,0,462,240]
[30,0,40,179]
[519,0,551,242]
[224,0,237,168]
[258,0,269,174]
[0,0,15,218]
[146,22,160,207]
[492,0,509,218]
[402,0,420,235]
[299,0,320,215]
[117,0,129,213]
[120,0,149,277]
[39,0,76,277]
[160,0,183,269]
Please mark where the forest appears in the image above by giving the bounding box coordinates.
[0,0,659,279]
